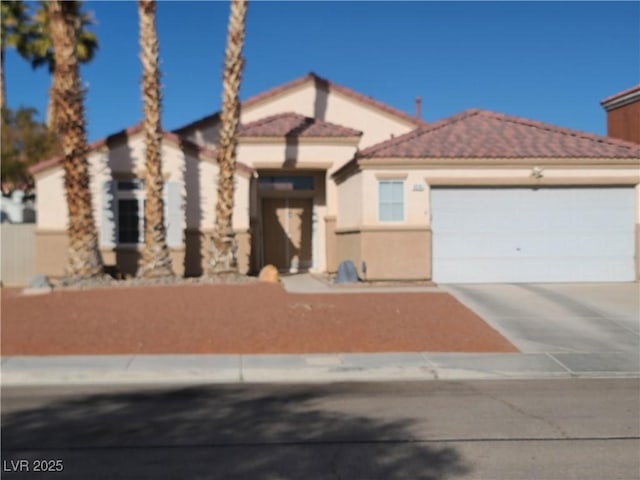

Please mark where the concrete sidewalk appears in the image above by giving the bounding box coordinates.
[2,350,639,387]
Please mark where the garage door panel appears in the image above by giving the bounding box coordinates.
[435,231,633,259]
[431,187,635,283]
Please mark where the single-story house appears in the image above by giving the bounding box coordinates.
[30,73,640,283]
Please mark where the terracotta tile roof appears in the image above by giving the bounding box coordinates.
[358,109,640,159]
[29,124,254,176]
[600,84,640,106]
[238,112,362,138]
[174,72,425,134]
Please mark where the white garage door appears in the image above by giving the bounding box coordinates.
[431,187,635,283]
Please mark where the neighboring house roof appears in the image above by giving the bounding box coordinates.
[29,122,254,176]
[357,108,640,159]
[238,112,362,138]
[174,72,426,135]
[600,84,640,110]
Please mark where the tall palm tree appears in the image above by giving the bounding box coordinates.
[0,0,30,111]
[49,0,102,279]
[27,0,98,129]
[207,0,248,275]
[137,0,173,278]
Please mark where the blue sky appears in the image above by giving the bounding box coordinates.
[4,1,639,142]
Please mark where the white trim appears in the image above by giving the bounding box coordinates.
[601,89,640,111]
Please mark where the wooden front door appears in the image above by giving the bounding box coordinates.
[262,198,312,271]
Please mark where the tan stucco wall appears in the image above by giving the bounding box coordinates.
[360,170,429,226]
[335,227,432,281]
[334,230,362,278]
[35,230,68,277]
[360,227,431,281]
[35,169,67,230]
[242,83,317,124]
[36,228,250,279]
[335,164,640,281]
[336,173,363,229]
[237,143,356,171]
[240,81,416,149]
[33,131,253,278]
[325,216,337,273]
[351,166,640,228]
[34,132,251,249]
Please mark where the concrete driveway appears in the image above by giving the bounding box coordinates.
[443,283,640,375]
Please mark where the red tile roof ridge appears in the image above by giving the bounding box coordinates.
[600,84,640,105]
[480,108,640,150]
[358,109,480,157]
[358,108,640,158]
[238,111,363,137]
[174,72,425,134]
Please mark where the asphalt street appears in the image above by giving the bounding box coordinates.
[2,379,639,479]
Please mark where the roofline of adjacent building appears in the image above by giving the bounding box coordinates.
[600,84,640,111]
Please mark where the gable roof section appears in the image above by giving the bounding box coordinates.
[173,72,425,135]
[29,122,253,176]
[600,84,640,111]
[357,109,640,159]
[238,112,362,138]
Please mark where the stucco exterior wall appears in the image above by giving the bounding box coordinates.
[360,170,430,226]
[35,169,67,230]
[334,227,432,281]
[351,166,640,228]
[33,133,252,278]
[182,77,418,152]
[318,90,415,148]
[237,142,356,171]
[334,230,362,277]
[242,83,317,123]
[334,163,640,281]
[360,227,432,280]
[336,173,363,229]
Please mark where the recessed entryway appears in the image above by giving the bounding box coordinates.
[261,197,313,272]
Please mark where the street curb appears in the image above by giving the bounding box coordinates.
[2,353,638,386]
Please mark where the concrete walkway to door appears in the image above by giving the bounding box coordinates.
[280,273,440,294]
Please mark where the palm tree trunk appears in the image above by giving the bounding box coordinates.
[49,0,102,279]
[207,0,248,275]
[137,0,174,278]
[46,78,57,130]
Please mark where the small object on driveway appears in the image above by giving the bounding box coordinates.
[335,260,359,284]
[258,264,280,283]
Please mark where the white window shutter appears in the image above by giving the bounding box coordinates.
[100,180,116,247]
[164,181,183,247]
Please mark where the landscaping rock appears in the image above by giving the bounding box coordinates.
[335,260,359,284]
[258,265,280,283]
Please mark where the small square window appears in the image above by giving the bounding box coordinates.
[378,180,404,222]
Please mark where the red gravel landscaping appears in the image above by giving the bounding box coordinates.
[0,283,518,355]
